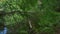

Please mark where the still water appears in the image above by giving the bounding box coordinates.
[0,27,7,34]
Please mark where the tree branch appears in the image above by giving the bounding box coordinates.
[0,11,26,16]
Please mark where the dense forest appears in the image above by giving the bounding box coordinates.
[0,0,60,34]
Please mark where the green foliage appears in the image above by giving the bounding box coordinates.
[0,0,38,12]
[4,13,24,25]
[0,0,60,34]
[34,0,60,34]
[0,0,38,34]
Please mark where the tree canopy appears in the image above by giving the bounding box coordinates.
[0,0,60,34]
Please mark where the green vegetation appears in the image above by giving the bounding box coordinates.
[0,0,60,34]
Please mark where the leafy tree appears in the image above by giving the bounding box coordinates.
[0,0,38,34]
[0,0,60,34]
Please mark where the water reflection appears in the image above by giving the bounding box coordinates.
[0,27,7,34]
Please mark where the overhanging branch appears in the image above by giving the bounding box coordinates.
[0,11,27,16]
